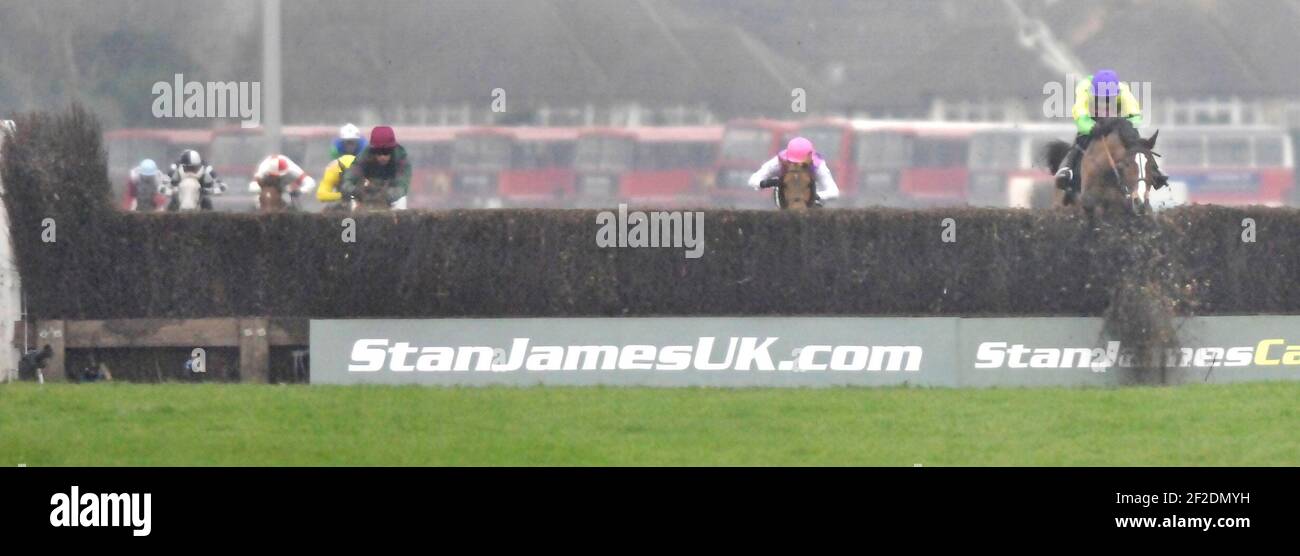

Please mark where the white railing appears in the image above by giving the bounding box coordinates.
[0,121,22,382]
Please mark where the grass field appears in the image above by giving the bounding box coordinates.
[1,382,1297,466]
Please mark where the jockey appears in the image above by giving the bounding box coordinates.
[340,126,411,209]
[316,153,356,212]
[330,123,367,159]
[166,150,227,210]
[249,154,317,209]
[747,137,840,205]
[1054,69,1144,192]
[123,159,171,212]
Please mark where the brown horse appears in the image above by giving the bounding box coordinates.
[257,177,288,213]
[774,159,819,210]
[1045,118,1165,219]
[349,180,393,212]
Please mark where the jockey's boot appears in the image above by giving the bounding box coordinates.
[1053,167,1072,190]
[1054,145,1083,191]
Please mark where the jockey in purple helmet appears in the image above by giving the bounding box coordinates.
[1054,69,1144,195]
[747,137,840,206]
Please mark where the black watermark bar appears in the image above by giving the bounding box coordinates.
[2,467,1292,545]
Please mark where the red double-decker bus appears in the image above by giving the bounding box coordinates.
[573,127,635,207]
[710,119,797,207]
[1154,126,1295,207]
[574,126,722,207]
[849,120,991,207]
[625,126,721,206]
[781,119,990,207]
[791,118,859,202]
[397,126,461,209]
[450,126,578,208]
[966,123,1074,208]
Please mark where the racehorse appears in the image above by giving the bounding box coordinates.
[775,159,818,211]
[1045,118,1166,219]
[350,180,393,212]
[172,175,203,211]
[256,177,289,213]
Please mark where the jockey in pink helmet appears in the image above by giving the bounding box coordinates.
[747,137,840,206]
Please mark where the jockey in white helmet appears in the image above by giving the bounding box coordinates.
[331,123,367,159]
[164,149,226,210]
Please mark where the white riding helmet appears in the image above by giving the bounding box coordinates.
[178,149,203,167]
[339,123,362,141]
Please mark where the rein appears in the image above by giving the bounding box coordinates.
[1100,135,1128,196]
[1101,135,1142,215]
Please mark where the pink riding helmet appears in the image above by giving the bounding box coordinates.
[779,137,822,166]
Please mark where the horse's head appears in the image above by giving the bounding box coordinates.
[176,176,202,211]
[778,159,815,210]
[350,179,392,212]
[256,176,288,212]
[1113,129,1167,214]
[1086,119,1165,216]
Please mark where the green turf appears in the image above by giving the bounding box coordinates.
[1,382,1296,466]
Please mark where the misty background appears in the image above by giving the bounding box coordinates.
[5,0,1300,129]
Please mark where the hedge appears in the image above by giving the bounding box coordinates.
[4,108,1298,323]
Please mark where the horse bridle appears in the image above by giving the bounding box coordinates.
[776,161,818,209]
[1100,135,1141,213]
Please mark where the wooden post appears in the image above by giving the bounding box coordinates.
[23,317,304,384]
[35,320,65,382]
[238,318,270,383]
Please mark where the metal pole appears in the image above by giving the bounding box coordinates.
[263,0,283,155]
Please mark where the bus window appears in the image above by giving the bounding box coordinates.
[281,137,307,167]
[106,136,170,177]
[302,138,337,173]
[513,141,572,169]
[632,143,661,171]
[1163,137,1205,168]
[912,138,968,168]
[720,128,773,161]
[511,143,538,169]
[675,142,712,169]
[577,136,633,172]
[634,143,695,171]
[1254,136,1284,166]
[405,142,453,169]
[799,127,844,161]
[855,132,910,169]
[550,142,576,168]
[1208,137,1250,167]
[694,142,717,168]
[210,134,265,169]
[968,134,1018,170]
[454,135,511,171]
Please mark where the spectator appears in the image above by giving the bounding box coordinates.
[18,344,53,382]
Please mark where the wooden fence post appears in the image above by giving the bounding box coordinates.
[36,320,65,382]
[238,318,270,383]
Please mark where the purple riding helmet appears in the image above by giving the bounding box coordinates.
[1092,69,1121,97]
